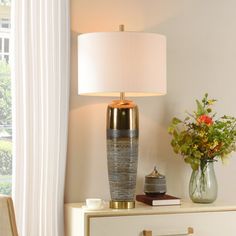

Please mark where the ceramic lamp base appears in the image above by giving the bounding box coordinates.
[107,100,139,209]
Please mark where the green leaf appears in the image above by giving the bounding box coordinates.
[194,151,202,159]
[172,117,182,125]
[168,126,174,134]
[184,157,192,164]
[207,108,212,113]
[173,146,179,154]
[196,100,205,116]
[191,161,199,170]
[170,140,176,147]
[180,144,188,153]
[173,130,178,139]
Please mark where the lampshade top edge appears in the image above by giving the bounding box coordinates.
[78,31,166,39]
[77,91,167,97]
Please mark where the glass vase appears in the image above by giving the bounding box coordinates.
[189,160,217,203]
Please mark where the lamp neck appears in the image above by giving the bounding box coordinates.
[120,92,125,101]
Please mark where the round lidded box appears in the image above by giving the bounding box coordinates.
[144,166,167,196]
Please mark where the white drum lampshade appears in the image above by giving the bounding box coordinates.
[78,32,166,97]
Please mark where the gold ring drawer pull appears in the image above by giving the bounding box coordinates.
[143,227,194,236]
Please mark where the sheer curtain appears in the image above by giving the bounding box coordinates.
[11,0,70,235]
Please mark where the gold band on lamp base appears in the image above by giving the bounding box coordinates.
[110,201,135,209]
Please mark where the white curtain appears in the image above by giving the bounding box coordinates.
[11,0,70,235]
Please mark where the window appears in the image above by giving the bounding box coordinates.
[0,34,10,63]
[0,1,11,195]
[0,18,10,28]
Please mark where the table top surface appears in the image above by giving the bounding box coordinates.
[65,200,236,217]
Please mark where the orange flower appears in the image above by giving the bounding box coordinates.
[198,115,213,125]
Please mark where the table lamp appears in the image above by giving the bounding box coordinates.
[78,25,166,209]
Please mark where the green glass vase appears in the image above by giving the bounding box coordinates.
[189,160,217,203]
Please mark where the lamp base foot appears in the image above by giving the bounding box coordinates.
[109,201,135,209]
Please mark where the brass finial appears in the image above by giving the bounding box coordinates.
[119,24,125,32]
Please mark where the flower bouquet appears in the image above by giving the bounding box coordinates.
[168,94,236,203]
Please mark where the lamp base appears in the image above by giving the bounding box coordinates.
[107,99,139,209]
[109,200,135,209]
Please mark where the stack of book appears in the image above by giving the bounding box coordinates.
[136,194,181,206]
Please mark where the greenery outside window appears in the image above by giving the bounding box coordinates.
[0,1,11,195]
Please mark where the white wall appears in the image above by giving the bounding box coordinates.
[65,0,236,203]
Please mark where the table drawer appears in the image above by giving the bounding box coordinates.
[90,211,236,236]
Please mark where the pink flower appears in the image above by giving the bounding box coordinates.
[198,115,213,125]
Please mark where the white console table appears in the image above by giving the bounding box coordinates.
[65,201,236,236]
